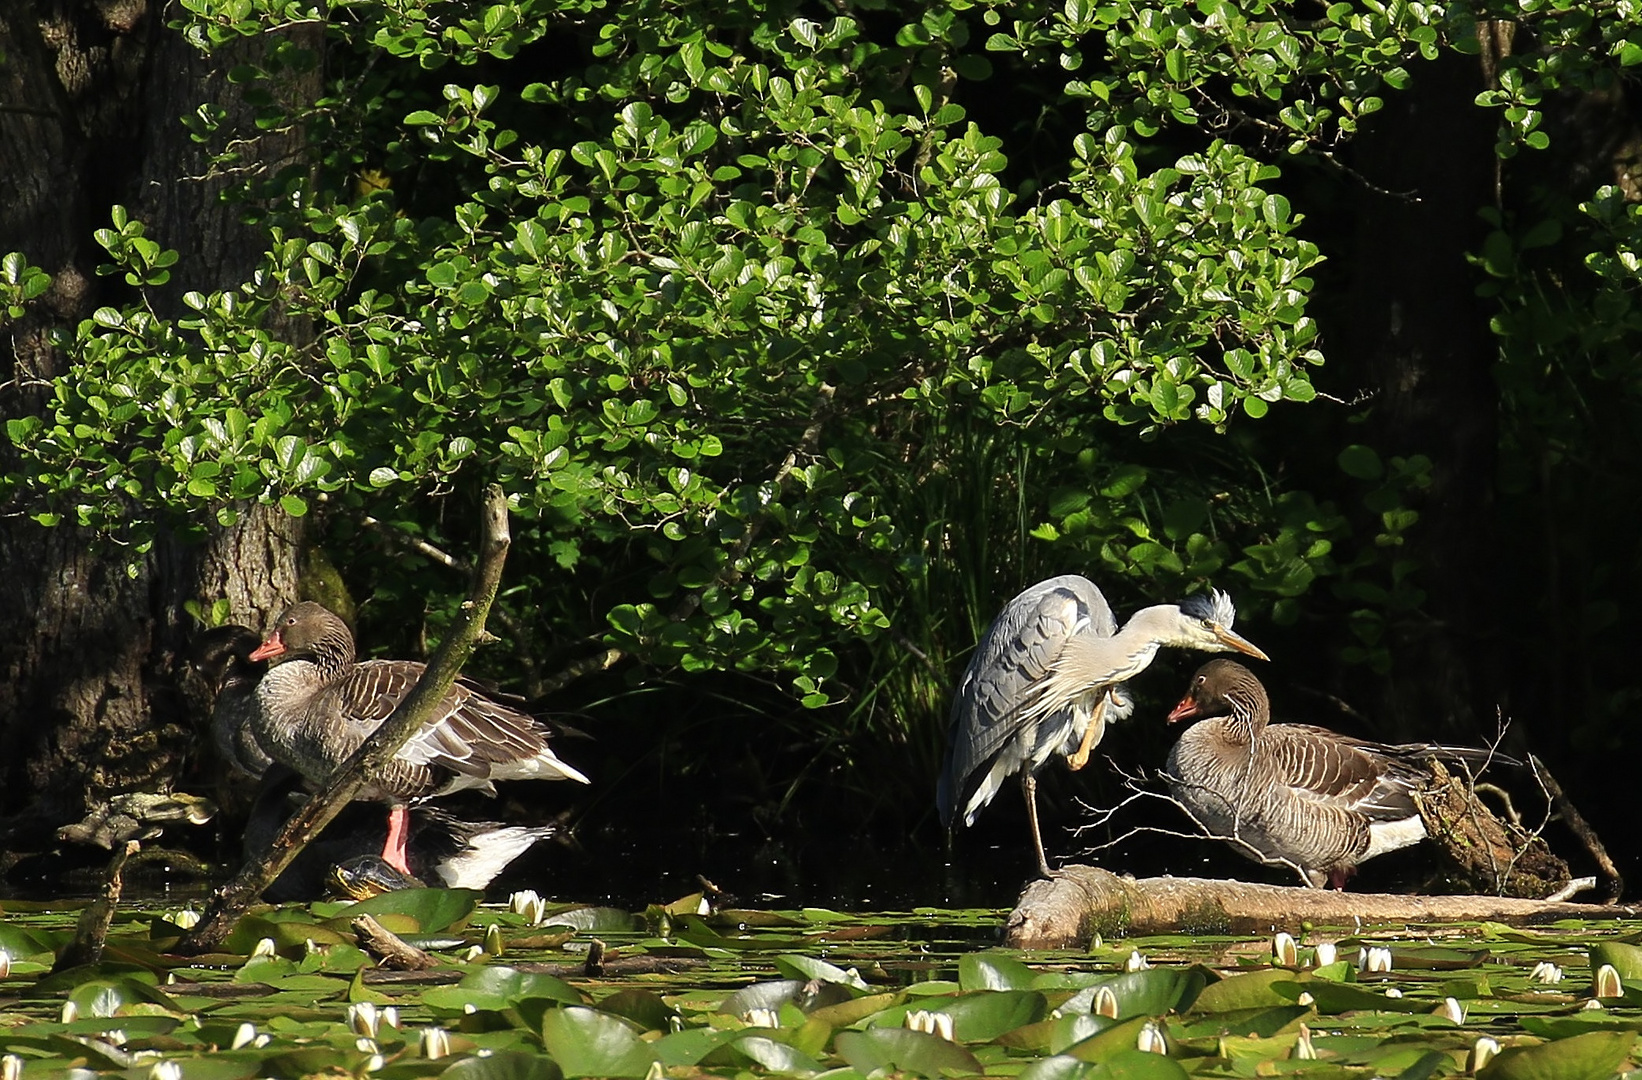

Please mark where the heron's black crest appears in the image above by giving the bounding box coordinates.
[1177,589,1237,628]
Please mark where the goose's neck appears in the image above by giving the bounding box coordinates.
[1216,684,1270,745]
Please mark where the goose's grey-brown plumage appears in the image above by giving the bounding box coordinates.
[1164,659,1503,888]
[191,624,275,781]
[248,602,589,871]
[937,578,1268,877]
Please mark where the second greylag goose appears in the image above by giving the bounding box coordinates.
[248,602,589,875]
[191,624,275,781]
[1163,659,1505,888]
[939,580,1268,877]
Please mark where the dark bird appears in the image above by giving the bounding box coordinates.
[191,623,275,781]
[246,765,564,900]
[938,577,1267,877]
[248,601,588,875]
[1164,658,1508,888]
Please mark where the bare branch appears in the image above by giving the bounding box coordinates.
[176,484,513,954]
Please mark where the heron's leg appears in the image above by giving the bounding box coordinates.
[1023,772,1053,878]
[1066,694,1110,772]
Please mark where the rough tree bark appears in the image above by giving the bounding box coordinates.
[0,2,314,845]
[1005,866,1638,949]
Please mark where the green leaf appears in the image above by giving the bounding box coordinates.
[960,951,1037,991]
[539,1006,659,1078]
[1478,1030,1636,1080]
[835,1027,981,1077]
[1338,443,1383,480]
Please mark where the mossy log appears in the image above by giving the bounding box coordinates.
[1005,866,1639,949]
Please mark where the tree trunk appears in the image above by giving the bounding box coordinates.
[1338,49,1503,739]
[0,1,311,845]
[1004,866,1637,949]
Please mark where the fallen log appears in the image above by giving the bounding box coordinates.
[1005,866,1639,949]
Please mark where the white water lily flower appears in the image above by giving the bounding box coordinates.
[1529,961,1562,984]
[1136,1021,1166,1054]
[1296,991,1315,1006]
[904,1010,955,1041]
[1384,987,1404,999]
[355,1037,379,1054]
[1125,951,1151,972]
[60,1000,78,1023]
[250,937,277,959]
[231,1022,264,1050]
[380,1006,399,1030]
[483,923,505,956]
[1293,1024,1317,1060]
[1358,947,1393,973]
[348,1002,380,1038]
[1271,932,1298,967]
[1584,998,1605,1010]
[508,890,546,926]
[363,1053,385,1073]
[148,1062,183,1080]
[1435,997,1466,1024]
[420,1027,451,1060]
[0,950,10,979]
[105,1031,126,1047]
[0,1054,20,1080]
[169,909,200,930]
[462,945,486,962]
[1312,942,1337,967]
[1595,963,1623,999]
[1094,985,1119,1019]
[1468,1035,1501,1073]
[741,1008,780,1029]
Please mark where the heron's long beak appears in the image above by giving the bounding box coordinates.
[1166,695,1200,724]
[1214,626,1269,662]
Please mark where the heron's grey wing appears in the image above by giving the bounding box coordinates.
[937,575,1111,827]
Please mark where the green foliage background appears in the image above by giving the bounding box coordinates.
[4,0,1642,848]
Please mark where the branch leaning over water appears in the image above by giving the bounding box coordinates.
[176,484,514,955]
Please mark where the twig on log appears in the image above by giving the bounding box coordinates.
[353,915,437,970]
[1004,865,1640,949]
[54,840,137,971]
[1529,753,1623,902]
[175,485,514,955]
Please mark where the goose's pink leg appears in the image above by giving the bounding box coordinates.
[382,805,413,874]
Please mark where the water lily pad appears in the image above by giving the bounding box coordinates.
[937,989,1048,1041]
[835,1026,981,1077]
[731,1034,824,1075]
[805,990,901,1027]
[440,1048,564,1080]
[597,987,677,1031]
[1590,941,1642,981]
[422,965,585,1013]
[719,979,807,1018]
[1478,1030,1637,1080]
[959,951,1037,991]
[1188,968,1300,1013]
[543,907,644,933]
[651,1026,744,1066]
[774,953,868,987]
[539,1005,657,1078]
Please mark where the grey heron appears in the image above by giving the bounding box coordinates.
[936,577,1268,877]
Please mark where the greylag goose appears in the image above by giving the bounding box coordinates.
[248,601,589,875]
[939,580,1268,876]
[246,765,564,899]
[1164,659,1505,888]
[191,624,275,781]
